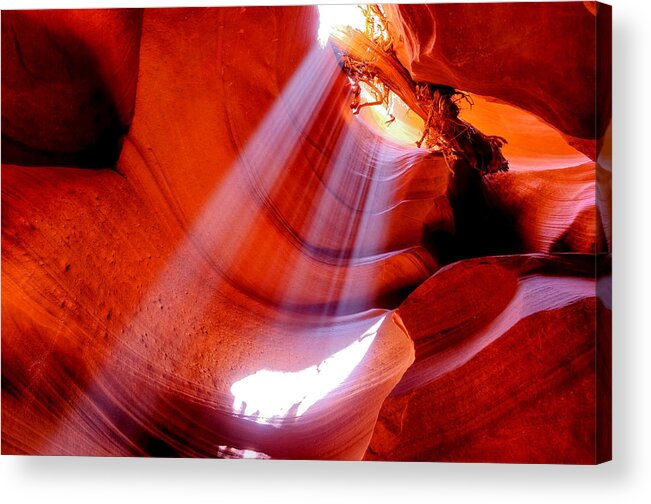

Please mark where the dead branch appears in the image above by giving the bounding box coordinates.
[328,7,509,176]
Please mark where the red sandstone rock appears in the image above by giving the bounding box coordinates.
[366,255,610,463]
[384,2,611,157]
[484,163,606,254]
[1,9,143,166]
[2,6,435,459]
[1,4,610,462]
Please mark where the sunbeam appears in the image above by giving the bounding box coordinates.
[41,44,347,454]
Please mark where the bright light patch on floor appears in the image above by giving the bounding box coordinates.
[317,4,366,47]
[230,316,385,426]
[217,445,270,459]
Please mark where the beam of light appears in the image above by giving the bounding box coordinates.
[42,45,344,454]
[273,125,362,315]
[318,139,391,317]
[230,315,385,427]
[45,22,418,454]
[270,91,422,318]
[190,45,341,273]
[312,133,407,318]
[317,4,366,48]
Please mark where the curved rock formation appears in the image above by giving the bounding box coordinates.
[2,4,610,462]
[1,9,143,167]
[384,2,612,156]
[366,256,606,463]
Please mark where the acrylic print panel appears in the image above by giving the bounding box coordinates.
[1,2,611,463]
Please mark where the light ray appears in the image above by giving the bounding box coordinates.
[46,26,415,455]
[43,45,344,454]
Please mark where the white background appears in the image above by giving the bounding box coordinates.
[1,0,649,502]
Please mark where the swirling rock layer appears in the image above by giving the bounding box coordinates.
[366,255,610,463]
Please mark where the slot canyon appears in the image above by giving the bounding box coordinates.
[1,3,611,462]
